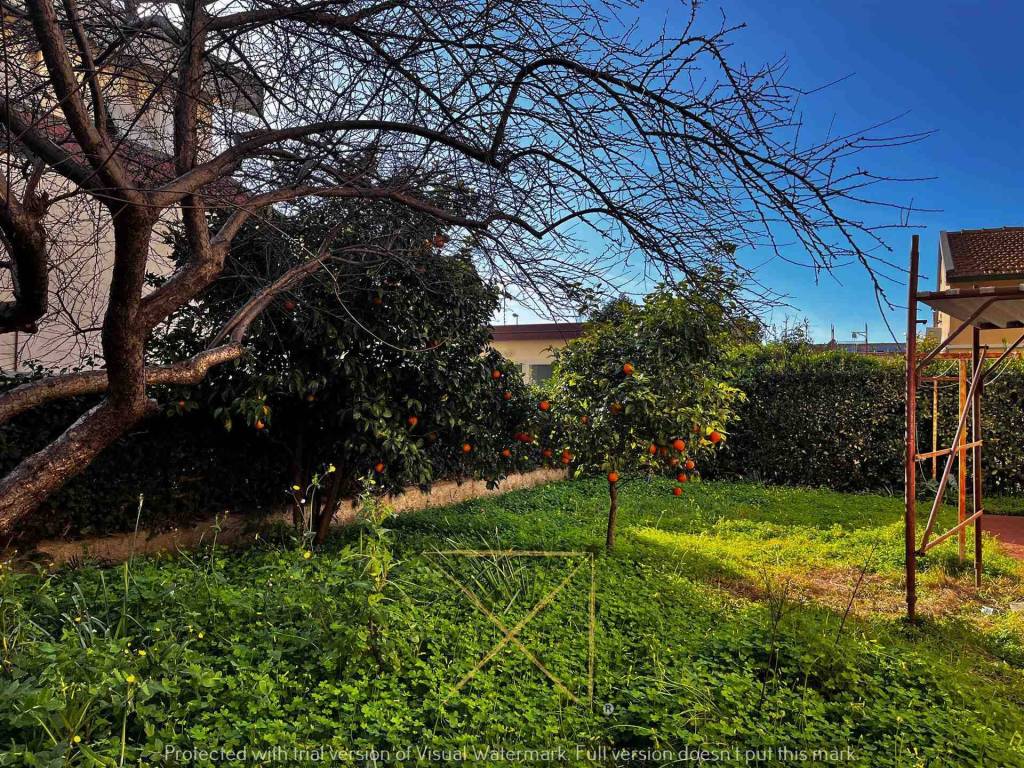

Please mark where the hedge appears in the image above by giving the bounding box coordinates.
[706,346,1024,495]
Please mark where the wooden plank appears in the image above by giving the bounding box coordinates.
[921,510,984,554]
[915,440,982,461]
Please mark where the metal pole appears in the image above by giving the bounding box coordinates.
[905,236,919,621]
[972,327,983,587]
[931,380,938,480]
[958,359,967,562]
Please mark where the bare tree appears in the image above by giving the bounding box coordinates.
[0,0,918,534]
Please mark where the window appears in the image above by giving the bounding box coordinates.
[530,364,553,383]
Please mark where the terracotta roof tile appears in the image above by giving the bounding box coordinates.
[946,227,1024,280]
[490,323,584,342]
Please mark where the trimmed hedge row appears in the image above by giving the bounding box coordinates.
[707,346,1024,495]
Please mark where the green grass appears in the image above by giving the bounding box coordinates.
[3,480,1024,766]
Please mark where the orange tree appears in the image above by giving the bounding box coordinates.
[154,198,540,542]
[541,282,748,549]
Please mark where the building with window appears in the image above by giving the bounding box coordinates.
[489,323,585,383]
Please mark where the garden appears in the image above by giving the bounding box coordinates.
[3,0,1024,765]
[4,480,1024,766]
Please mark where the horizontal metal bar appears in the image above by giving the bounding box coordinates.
[920,510,984,554]
[919,376,959,383]
[915,440,983,461]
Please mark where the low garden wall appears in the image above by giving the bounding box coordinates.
[27,467,566,565]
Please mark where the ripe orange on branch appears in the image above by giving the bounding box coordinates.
[607,471,619,484]
[491,369,503,380]
[501,448,512,458]
[672,486,683,496]
[503,391,513,401]
[648,444,658,455]
[622,362,634,376]
[407,415,419,428]
[461,443,473,454]
[672,438,686,452]
[374,462,385,473]
[542,448,554,459]
[538,400,551,412]
[254,420,265,430]
[709,431,723,444]
[676,472,688,483]
[685,458,696,470]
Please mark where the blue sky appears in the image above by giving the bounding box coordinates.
[506,1,1024,342]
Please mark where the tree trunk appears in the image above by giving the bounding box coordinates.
[0,208,154,537]
[605,479,618,551]
[314,467,345,545]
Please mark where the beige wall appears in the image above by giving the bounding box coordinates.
[0,170,178,373]
[935,260,1024,352]
[490,338,569,383]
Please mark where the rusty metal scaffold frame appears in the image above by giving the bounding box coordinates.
[905,235,1024,620]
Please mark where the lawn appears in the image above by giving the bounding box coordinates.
[4,479,1024,766]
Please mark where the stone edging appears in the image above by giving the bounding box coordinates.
[29,468,566,566]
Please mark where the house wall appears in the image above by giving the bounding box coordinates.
[0,171,178,373]
[490,338,567,383]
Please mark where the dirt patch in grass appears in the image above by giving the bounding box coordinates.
[709,564,1005,620]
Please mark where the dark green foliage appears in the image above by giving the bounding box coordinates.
[0,388,288,542]
[707,346,1024,496]
[1,198,541,543]
[2,480,1023,766]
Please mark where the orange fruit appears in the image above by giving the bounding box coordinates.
[709,431,723,444]
[607,471,619,484]
[560,449,572,462]
[501,448,512,458]
[305,394,316,402]
[254,420,265,430]
[374,462,385,473]
[622,362,634,376]
[685,459,695,470]
[542,448,553,459]
[461,443,473,453]
[672,486,682,497]
[676,472,688,483]
[648,444,658,455]
[672,438,686,452]
[407,415,418,428]
[538,400,550,412]
[503,391,513,401]
[491,369,502,380]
